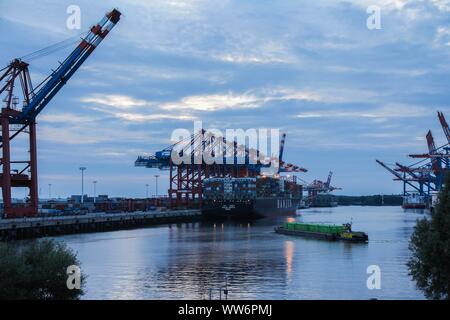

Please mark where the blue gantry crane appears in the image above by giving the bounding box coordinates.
[0,9,121,218]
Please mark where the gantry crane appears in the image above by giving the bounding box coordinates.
[304,171,341,204]
[136,131,306,208]
[0,9,121,218]
[438,111,450,144]
[377,111,450,204]
[376,159,434,197]
[408,112,450,189]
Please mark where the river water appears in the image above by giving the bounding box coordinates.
[56,206,425,300]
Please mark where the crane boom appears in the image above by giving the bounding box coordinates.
[438,111,450,144]
[426,130,436,153]
[279,133,286,165]
[376,160,420,192]
[0,9,121,218]
[426,130,441,175]
[325,171,332,188]
[16,9,121,123]
[277,133,307,173]
[395,162,435,191]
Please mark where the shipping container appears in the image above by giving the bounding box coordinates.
[284,222,345,234]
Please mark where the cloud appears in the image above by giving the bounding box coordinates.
[80,95,148,109]
[211,39,296,65]
[362,132,409,138]
[80,94,196,122]
[103,112,195,122]
[38,122,161,145]
[2,0,450,197]
[350,0,415,11]
[431,0,450,12]
[295,104,429,120]
[39,113,99,123]
[435,26,450,46]
[39,126,106,145]
[80,63,233,85]
[81,89,323,114]
[161,88,322,111]
[161,92,262,111]
[213,53,287,64]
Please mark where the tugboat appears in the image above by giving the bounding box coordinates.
[275,222,368,242]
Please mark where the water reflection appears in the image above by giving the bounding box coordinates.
[284,241,294,281]
[56,206,424,300]
[153,221,290,299]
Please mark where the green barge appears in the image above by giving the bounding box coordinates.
[275,222,368,243]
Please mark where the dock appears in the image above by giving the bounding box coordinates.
[0,210,201,241]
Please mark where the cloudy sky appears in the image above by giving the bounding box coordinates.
[1,0,450,198]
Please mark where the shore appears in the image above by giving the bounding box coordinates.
[0,210,201,241]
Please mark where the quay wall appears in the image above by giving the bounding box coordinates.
[0,210,201,241]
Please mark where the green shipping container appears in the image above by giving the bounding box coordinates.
[284,222,345,234]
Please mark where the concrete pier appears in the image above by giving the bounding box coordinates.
[0,210,201,241]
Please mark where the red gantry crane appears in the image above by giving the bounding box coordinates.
[376,111,450,208]
[304,171,341,204]
[0,9,121,218]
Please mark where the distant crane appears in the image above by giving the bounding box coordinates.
[408,113,450,190]
[438,111,450,144]
[409,130,444,188]
[377,111,450,204]
[305,171,341,203]
[394,162,435,191]
[0,9,121,218]
[376,160,433,196]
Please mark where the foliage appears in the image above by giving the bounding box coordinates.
[336,195,403,206]
[0,239,85,300]
[408,175,450,300]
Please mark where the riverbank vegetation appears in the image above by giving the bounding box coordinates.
[335,195,403,206]
[408,175,450,300]
[0,239,84,300]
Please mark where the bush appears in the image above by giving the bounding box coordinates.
[408,175,450,300]
[0,239,85,300]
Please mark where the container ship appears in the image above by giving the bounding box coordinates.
[402,194,427,209]
[202,176,302,218]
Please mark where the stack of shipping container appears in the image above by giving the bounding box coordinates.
[203,176,302,201]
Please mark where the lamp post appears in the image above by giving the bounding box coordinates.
[93,180,98,203]
[48,183,52,199]
[79,167,86,204]
[145,183,150,211]
[154,175,159,197]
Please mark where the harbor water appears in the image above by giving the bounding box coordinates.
[55,206,425,300]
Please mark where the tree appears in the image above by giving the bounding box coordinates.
[408,174,450,300]
[0,239,85,300]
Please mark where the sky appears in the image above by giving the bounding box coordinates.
[1,0,450,198]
